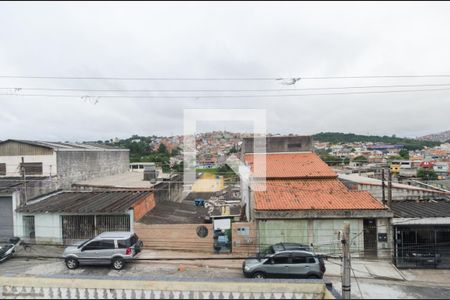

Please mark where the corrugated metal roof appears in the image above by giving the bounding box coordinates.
[244,152,337,179]
[253,179,386,211]
[391,200,450,218]
[0,139,127,151]
[16,191,152,214]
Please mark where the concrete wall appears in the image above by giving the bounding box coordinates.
[56,150,129,188]
[132,193,156,221]
[0,154,57,177]
[256,218,392,258]
[241,136,313,155]
[0,276,336,300]
[154,175,184,203]
[350,183,445,201]
[231,222,257,255]
[134,223,214,252]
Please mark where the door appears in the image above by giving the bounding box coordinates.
[363,219,377,256]
[23,216,35,241]
[0,197,13,240]
[289,252,309,277]
[79,240,114,265]
[264,253,291,277]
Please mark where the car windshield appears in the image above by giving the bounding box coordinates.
[77,239,91,249]
[260,246,275,256]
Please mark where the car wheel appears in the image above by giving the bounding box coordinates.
[307,274,322,279]
[253,272,266,279]
[112,257,125,270]
[65,257,79,270]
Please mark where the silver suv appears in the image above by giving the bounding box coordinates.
[243,249,326,279]
[63,232,142,270]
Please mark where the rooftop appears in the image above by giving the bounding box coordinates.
[16,190,152,214]
[338,173,450,195]
[390,200,450,218]
[0,139,128,151]
[253,179,386,211]
[244,152,337,179]
[138,198,209,224]
[73,172,158,189]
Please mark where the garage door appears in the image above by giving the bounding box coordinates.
[0,197,13,241]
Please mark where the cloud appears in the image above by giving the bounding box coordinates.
[0,2,449,141]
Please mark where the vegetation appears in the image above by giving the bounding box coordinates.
[399,149,410,160]
[317,150,350,166]
[313,132,441,150]
[417,168,438,180]
[353,155,368,163]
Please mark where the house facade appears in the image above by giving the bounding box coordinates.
[241,137,393,258]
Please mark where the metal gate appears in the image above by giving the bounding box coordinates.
[62,215,131,245]
[395,226,450,269]
[62,216,95,245]
[0,197,13,241]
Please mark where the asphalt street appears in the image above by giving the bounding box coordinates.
[2,256,450,299]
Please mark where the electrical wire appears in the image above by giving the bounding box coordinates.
[2,87,450,100]
[2,74,450,81]
[3,82,450,93]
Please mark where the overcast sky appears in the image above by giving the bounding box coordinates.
[1,2,450,141]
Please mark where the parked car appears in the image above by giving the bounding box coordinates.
[243,249,326,279]
[63,232,142,270]
[257,243,312,258]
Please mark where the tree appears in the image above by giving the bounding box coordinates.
[399,149,410,160]
[353,155,368,163]
[158,143,169,154]
[417,168,438,181]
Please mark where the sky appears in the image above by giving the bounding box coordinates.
[0,2,450,141]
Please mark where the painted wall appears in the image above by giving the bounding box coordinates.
[15,212,62,244]
[0,154,57,177]
[257,219,365,256]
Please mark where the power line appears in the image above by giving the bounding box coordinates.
[2,87,450,100]
[2,74,450,81]
[3,82,450,93]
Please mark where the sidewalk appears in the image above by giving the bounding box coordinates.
[324,259,405,281]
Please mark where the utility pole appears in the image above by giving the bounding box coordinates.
[341,222,351,299]
[388,169,393,208]
[341,222,352,299]
[381,168,386,205]
[21,157,28,205]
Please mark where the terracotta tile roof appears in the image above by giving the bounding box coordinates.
[244,152,337,179]
[253,179,385,211]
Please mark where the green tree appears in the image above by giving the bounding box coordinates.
[417,168,438,180]
[399,149,410,159]
[158,143,169,154]
[353,155,368,163]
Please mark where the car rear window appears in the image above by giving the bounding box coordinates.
[117,234,139,249]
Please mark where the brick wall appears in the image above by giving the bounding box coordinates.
[134,223,214,252]
[231,222,257,255]
[132,193,156,221]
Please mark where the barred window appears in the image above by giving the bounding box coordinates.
[0,163,5,175]
[21,162,43,175]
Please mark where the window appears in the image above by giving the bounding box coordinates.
[83,240,115,251]
[273,253,290,264]
[0,163,5,175]
[291,255,307,264]
[82,241,103,251]
[99,240,115,249]
[21,162,43,175]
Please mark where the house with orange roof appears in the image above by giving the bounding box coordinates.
[239,136,393,258]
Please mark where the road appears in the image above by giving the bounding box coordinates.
[2,256,450,299]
